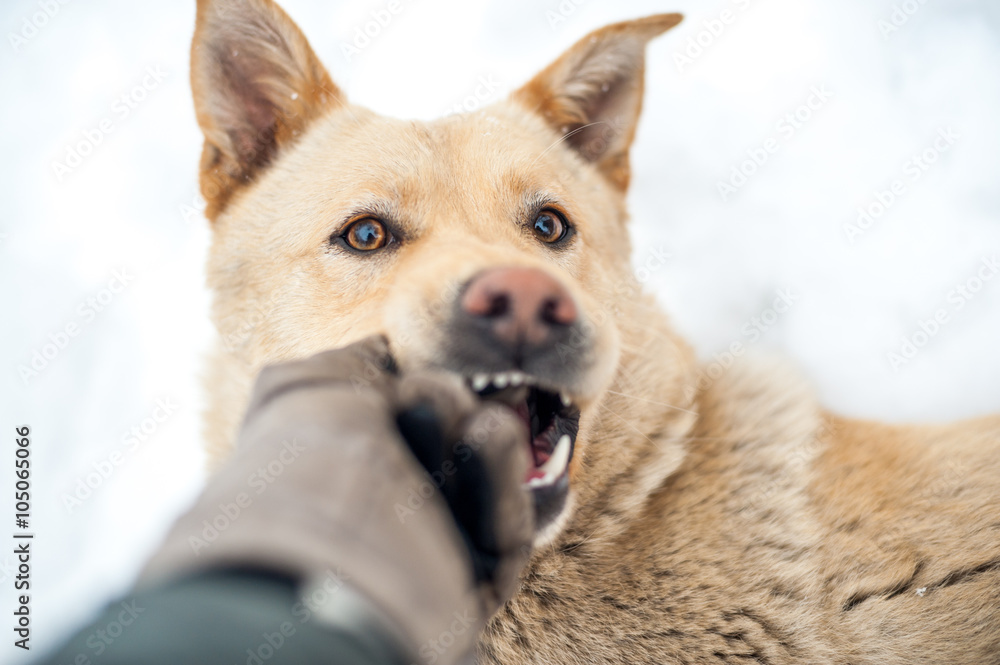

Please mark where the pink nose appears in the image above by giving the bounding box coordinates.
[460,267,578,346]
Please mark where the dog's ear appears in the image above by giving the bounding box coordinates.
[191,0,342,220]
[512,14,682,191]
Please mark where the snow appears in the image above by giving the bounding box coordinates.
[0,0,997,660]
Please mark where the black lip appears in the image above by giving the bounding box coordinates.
[536,405,579,464]
[533,465,571,529]
[531,429,576,531]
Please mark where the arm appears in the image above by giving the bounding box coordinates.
[41,337,532,665]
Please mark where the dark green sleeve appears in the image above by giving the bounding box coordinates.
[38,571,409,665]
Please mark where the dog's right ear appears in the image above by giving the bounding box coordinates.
[191,0,342,220]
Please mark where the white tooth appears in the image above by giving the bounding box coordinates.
[493,373,509,389]
[472,374,490,392]
[560,392,572,408]
[508,372,524,386]
[539,434,571,480]
[525,476,549,489]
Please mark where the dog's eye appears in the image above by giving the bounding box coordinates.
[342,218,391,252]
[532,209,570,244]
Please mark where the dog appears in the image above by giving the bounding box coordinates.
[189,0,1000,662]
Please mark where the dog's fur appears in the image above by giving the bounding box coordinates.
[190,1,1000,662]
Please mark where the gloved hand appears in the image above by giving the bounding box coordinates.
[140,336,534,665]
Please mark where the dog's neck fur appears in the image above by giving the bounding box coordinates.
[481,340,838,664]
[559,291,699,542]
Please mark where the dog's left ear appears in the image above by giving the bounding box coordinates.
[512,14,682,191]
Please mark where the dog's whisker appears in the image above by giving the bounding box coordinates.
[597,401,662,449]
[529,121,609,169]
[604,390,697,416]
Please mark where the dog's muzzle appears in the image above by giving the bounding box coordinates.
[442,266,591,531]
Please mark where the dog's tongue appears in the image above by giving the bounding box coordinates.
[514,399,553,479]
[525,468,547,481]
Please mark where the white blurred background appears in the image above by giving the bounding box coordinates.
[1,0,998,660]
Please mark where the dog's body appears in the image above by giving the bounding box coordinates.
[190,1,1000,662]
[486,365,1000,664]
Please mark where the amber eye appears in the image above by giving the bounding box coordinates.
[342,218,390,252]
[532,209,570,244]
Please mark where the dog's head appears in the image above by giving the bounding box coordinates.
[194,0,693,544]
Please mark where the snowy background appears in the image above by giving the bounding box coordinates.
[2,0,999,660]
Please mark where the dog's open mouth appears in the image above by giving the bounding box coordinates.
[467,372,580,491]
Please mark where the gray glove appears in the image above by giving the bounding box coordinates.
[140,336,534,665]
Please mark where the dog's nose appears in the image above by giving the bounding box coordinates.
[460,267,578,346]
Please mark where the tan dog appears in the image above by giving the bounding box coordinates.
[190,0,1000,662]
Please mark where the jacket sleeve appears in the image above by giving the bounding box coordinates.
[37,570,410,665]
